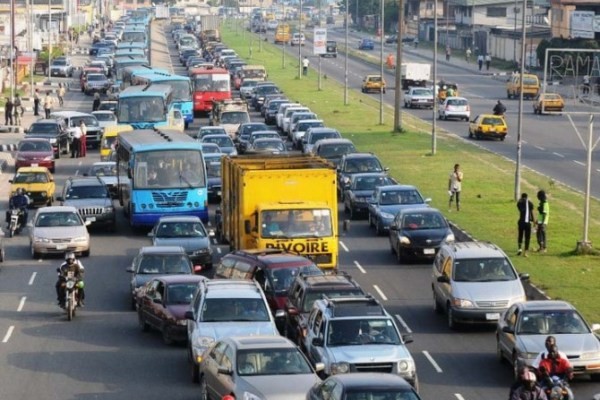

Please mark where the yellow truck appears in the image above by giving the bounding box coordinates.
[216,154,339,271]
[274,24,291,44]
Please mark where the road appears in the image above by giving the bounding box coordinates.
[0,20,598,400]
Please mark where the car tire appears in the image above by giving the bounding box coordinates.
[512,353,520,380]
[447,304,457,330]
[162,326,174,345]
[496,337,505,363]
[199,375,208,398]
[138,311,150,332]
[396,245,403,264]
[349,207,356,221]
[191,363,200,384]
[82,249,90,257]
[375,220,383,236]
[433,291,442,314]
[468,130,473,139]
[31,245,41,259]
[368,213,374,228]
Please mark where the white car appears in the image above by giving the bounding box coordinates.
[438,97,471,121]
[266,20,279,31]
[91,111,118,129]
[291,33,306,46]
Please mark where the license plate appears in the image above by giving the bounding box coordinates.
[423,248,435,255]
[31,163,39,167]
[56,244,68,250]
[217,191,222,196]
[486,313,500,320]
[418,99,426,102]
[489,128,495,132]
[86,217,96,222]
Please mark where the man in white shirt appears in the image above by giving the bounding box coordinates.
[531,335,568,369]
[71,125,82,158]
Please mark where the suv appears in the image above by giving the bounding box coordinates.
[50,57,74,77]
[186,280,280,383]
[57,177,116,231]
[25,119,70,158]
[303,295,418,388]
[50,111,104,149]
[432,241,528,329]
[337,153,386,200]
[361,75,386,93]
[285,273,365,346]
[322,40,337,58]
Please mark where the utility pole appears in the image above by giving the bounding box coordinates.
[298,0,303,79]
[48,0,52,82]
[514,0,527,201]
[379,0,384,124]
[393,0,404,132]
[344,8,349,105]
[10,0,16,102]
[432,0,438,154]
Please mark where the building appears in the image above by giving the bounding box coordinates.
[550,0,600,40]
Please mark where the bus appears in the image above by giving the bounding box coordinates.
[116,84,185,131]
[122,65,169,89]
[133,72,194,128]
[188,67,231,116]
[116,129,208,226]
[116,41,147,53]
[115,49,146,59]
[114,56,150,86]
[121,26,148,45]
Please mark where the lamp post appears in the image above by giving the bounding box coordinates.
[48,0,52,81]
[282,3,286,68]
[432,0,438,154]
[344,8,349,105]
[514,0,527,201]
[393,0,404,132]
[298,0,303,79]
[29,0,34,97]
[10,0,15,102]
[379,0,384,124]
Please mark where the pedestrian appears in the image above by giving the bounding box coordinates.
[58,83,65,107]
[79,120,87,157]
[71,123,82,158]
[413,38,419,49]
[517,193,535,257]
[4,97,14,128]
[536,190,549,252]
[13,95,22,129]
[92,92,101,112]
[477,54,484,71]
[582,75,590,95]
[465,47,472,63]
[445,45,451,62]
[33,89,40,116]
[43,93,54,118]
[74,31,79,44]
[302,56,309,76]
[448,163,463,212]
[485,53,492,70]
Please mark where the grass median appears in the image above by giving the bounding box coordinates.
[222,23,600,323]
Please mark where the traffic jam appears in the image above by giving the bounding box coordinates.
[1,4,599,400]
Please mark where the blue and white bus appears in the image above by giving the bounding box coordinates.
[121,65,169,89]
[116,84,184,131]
[113,56,150,87]
[116,129,208,226]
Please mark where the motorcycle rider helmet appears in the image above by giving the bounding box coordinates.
[65,252,76,264]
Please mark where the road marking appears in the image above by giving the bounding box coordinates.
[17,296,26,312]
[75,169,79,176]
[216,247,221,254]
[535,145,545,151]
[373,284,388,301]
[422,350,443,373]
[339,241,349,252]
[2,326,14,343]
[553,152,565,158]
[28,272,37,285]
[394,314,413,333]
[455,394,466,400]
[78,161,82,166]
[573,160,585,166]
[353,260,366,274]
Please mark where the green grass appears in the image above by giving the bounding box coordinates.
[222,23,600,323]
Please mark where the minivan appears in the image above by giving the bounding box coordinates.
[506,73,540,99]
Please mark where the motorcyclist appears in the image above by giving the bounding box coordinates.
[538,344,574,383]
[493,100,507,116]
[509,366,533,399]
[7,188,30,228]
[55,252,85,308]
[510,370,548,400]
[532,336,568,370]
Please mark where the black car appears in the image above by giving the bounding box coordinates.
[337,153,387,200]
[343,173,397,220]
[264,99,290,125]
[307,373,421,400]
[234,122,269,152]
[251,84,281,111]
[25,119,70,158]
[321,40,337,58]
[89,40,115,56]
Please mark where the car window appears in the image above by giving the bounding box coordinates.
[155,222,206,238]
[35,211,83,227]
[89,164,117,176]
[230,260,253,279]
[137,255,191,274]
[201,298,269,322]
[302,289,363,313]
[65,185,107,199]
[266,264,321,293]
[519,310,590,335]
[402,212,446,229]
[353,176,393,191]
[19,141,53,152]
[452,258,517,282]
[237,348,312,376]
[13,172,49,184]
[346,390,420,400]
[327,318,400,346]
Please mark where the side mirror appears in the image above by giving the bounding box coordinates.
[424,197,432,203]
[402,334,414,344]
[275,309,286,319]
[311,337,323,347]
[244,219,251,234]
[436,275,450,283]
[153,297,162,305]
[519,273,530,281]
[208,229,215,237]
[125,265,134,273]
[591,323,600,331]
[185,310,194,320]
[217,367,233,375]
[314,362,325,372]
[502,326,515,334]
[287,306,299,316]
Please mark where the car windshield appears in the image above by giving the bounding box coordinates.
[137,255,192,274]
[241,81,258,88]
[134,149,205,189]
[345,390,420,400]
[94,113,115,121]
[310,132,340,144]
[267,265,321,293]
[353,176,394,191]
[517,310,590,335]
[379,190,424,205]
[481,117,505,126]
[166,283,198,305]
[256,86,279,95]
[301,289,364,313]
[65,185,107,199]
[318,143,356,158]
[452,258,517,282]
[19,141,52,152]
[89,164,117,176]
[155,221,206,238]
[99,102,117,111]
[199,128,227,137]
[413,89,432,96]
[298,121,324,131]
[344,158,383,173]
[253,140,285,151]
[87,74,106,81]
[28,124,59,134]
[261,209,333,238]
[250,133,278,143]
[200,298,270,322]
[327,318,401,346]
[206,159,222,178]
[203,136,234,148]
[447,99,468,106]
[117,96,166,123]
[402,212,447,230]
[221,112,249,125]
[237,348,312,376]
[35,211,83,227]
[241,124,268,135]
[13,172,49,184]
[71,117,99,127]
[52,60,67,66]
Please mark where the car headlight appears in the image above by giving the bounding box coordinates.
[41,192,47,197]
[176,319,188,326]
[104,206,114,213]
[243,392,263,400]
[193,248,210,255]
[517,351,540,360]
[330,362,350,375]
[49,138,57,144]
[452,298,474,308]
[34,237,51,243]
[380,212,395,219]
[43,156,54,161]
[445,232,456,242]
[193,335,215,349]
[398,359,414,372]
[73,236,88,243]
[399,236,411,245]
[580,351,600,360]
[343,177,350,184]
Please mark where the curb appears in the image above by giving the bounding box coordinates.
[0,159,7,172]
[0,144,18,151]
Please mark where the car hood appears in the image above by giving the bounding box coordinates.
[328,344,412,363]
[518,333,600,355]
[165,304,191,320]
[64,199,111,208]
[379,204,425,215]
[98,121,118,129]
[453,280,524,302]
[153,237,210,252]
[197,322,278,340]
[17,151,53,159]
[239,374,320,399]
[12,183,52,193]
[401,227,451,244]
[33,226,87,239]
[98,176,118,186]
[207,177,222,187]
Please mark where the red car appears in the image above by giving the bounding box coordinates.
[15,138,55,172]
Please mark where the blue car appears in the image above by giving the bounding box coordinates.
[358,38,375,50]
[367,184,430,236]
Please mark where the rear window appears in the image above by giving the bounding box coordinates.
[28,123,59,134]
[447,99,468,106]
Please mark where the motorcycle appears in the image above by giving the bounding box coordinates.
[59,269,82,321]
[8,208,23,238]
[542,376,574,400]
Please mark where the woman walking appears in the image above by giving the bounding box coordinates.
[536,190,549,252]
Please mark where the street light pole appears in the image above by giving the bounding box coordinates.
[298,0,303,79]
[344,8,349,105]
[514,0,527,201]
[10,0,15,102]
[393,0,404,132]
[282,3,286,68]
[513,0,518,63]
[379,0,384,124]
[48,0,52,82]
[432,0,438,154]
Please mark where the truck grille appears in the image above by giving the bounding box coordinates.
[306,253,332,265]
[79,208,104,216]
[52,238,71,244]
[353,363,394,373]
[152,191,187,208]
[476,300,509,308]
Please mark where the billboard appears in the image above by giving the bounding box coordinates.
[570,10,595,39]
[313,27,327,55]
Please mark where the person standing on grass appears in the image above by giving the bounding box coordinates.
[302,56,310,76]
[516,193,535,257]
[448,163,463,212]
[536,190,549,252]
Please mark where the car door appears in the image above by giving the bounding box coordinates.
[432,249,451,305]
[306,310,326,366]
[204,341,227,399]
[139,279,158,325]
[389,212,401,251]
[368,188,382,222]
[214,344,235,398]
[498,305,519,360]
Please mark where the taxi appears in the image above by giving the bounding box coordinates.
[9,167,55,207]
[100,125,134,160]
[506,73,540,99]
[468,114,508,141]
[533,93,565,114]
[361,75,386,94]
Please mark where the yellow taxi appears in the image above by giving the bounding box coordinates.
[100,125,134,160]
[361,75,386,94]
[9,167,55,207]
[533,93,565,114]
[468,114,508,141]
[506,73,540,99]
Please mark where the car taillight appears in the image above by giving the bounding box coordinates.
[222,396,235,400]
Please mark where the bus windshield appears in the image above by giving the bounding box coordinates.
[122,31,146,43]
[193,74,230,92]
[117,96,166,123]
[155,80,192,101]
[134,150,205,189]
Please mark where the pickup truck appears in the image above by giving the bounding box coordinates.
[404,87,434,109]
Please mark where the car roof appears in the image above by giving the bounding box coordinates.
[328,373,414,389]
[228,335,295,350]
[300,274,361,289]
[154,275,207,284]
[377,184,418,191]
[203,279,263,299]
[51,111,94,117]
[138,246,187,255]
[92,111,115,115]
[342,152,377,160]
[15,166,51,173]
[398,207,442,216]
[442,241,507,259]
[68,177,105,187]
[156,215,202,223]
[19,137,51,143]
[228,249,313,267]
[516,300,574,311]
[202,134,231,140]
[31,119,61,124]
[36,205,79,213]
[315,138,354,146]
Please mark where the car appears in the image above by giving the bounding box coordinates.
[367,185,430,236]
[80,66,104,91]
[438,96,471,121]
[9,167,56,207]
[50,111,104,149]
[15,138,55,173]
[186,56,206,69]
[343,173,396,220]
[468,114,508,141]
[244,130,281,154]
[260,94,287,117]
[302,127,342,154]
[87,60,110,77]
[303,295,418,388]
[126,246,200,310]
[148,216,214,269]
[432,241,529,329]
[89,40,115,56]
[337,153,387,200]
[282,106,310,136]
[136,275,208,345]
[248,137,287,154]
[285,272,365,346]
[204,153,224,202]
[29,206,91,259]
[361,75,386,93]
[191,126,228,140]
[290,32,306,46]
[25,119,70,158]
[57,177,116,231]
[200,142,222,154]
[533,93,565,114]
[235,123,270,151]
[251,84,281,111]
[291,119,325,148]
[312,138,357,167]
[49,57,74,77]
[83,73,111,95]
[267,20,279,30]
[388,207,455,263]
[358,38,374,50]
[97,100,118,113]
[385,34,398,44]
[264,99,289,125]
[496,300,600,380]
[83,161,118,198]
[404,87,434,109]
[91,111,118,129]
[201,134,237,156]
[180,48,201,65]
[239,79,260,99]
[276,103,302,130]
[186,280,281,383]
[322,40,337,57]
[506,73,540,99]
[308,373,423,400]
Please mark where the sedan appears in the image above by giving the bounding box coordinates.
[199,336,322,400]
[9,167,55,207]
[343,173,396,220]
[496,300,600,380]
[15,138,55,173]
[29,206,91,258]
[84,73,111,95]
[204,153,225,203]
[91,111,118,129]
[83,161,117,198]
[201,134,237,155]
[358,38,374,50]
[367,185,431,236]
[249,138,287,154]
[149,216,214,269]
[533,93,565,114]
[389,207,454,263]
[137,275,207,345]
[308,373,422,400]
[468,114,508,141]
[438,97,471,121]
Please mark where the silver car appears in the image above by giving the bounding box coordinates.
[199,336,322,400]
[29,206,91,258]
[438,97,471,121]
[496,300,600,380]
